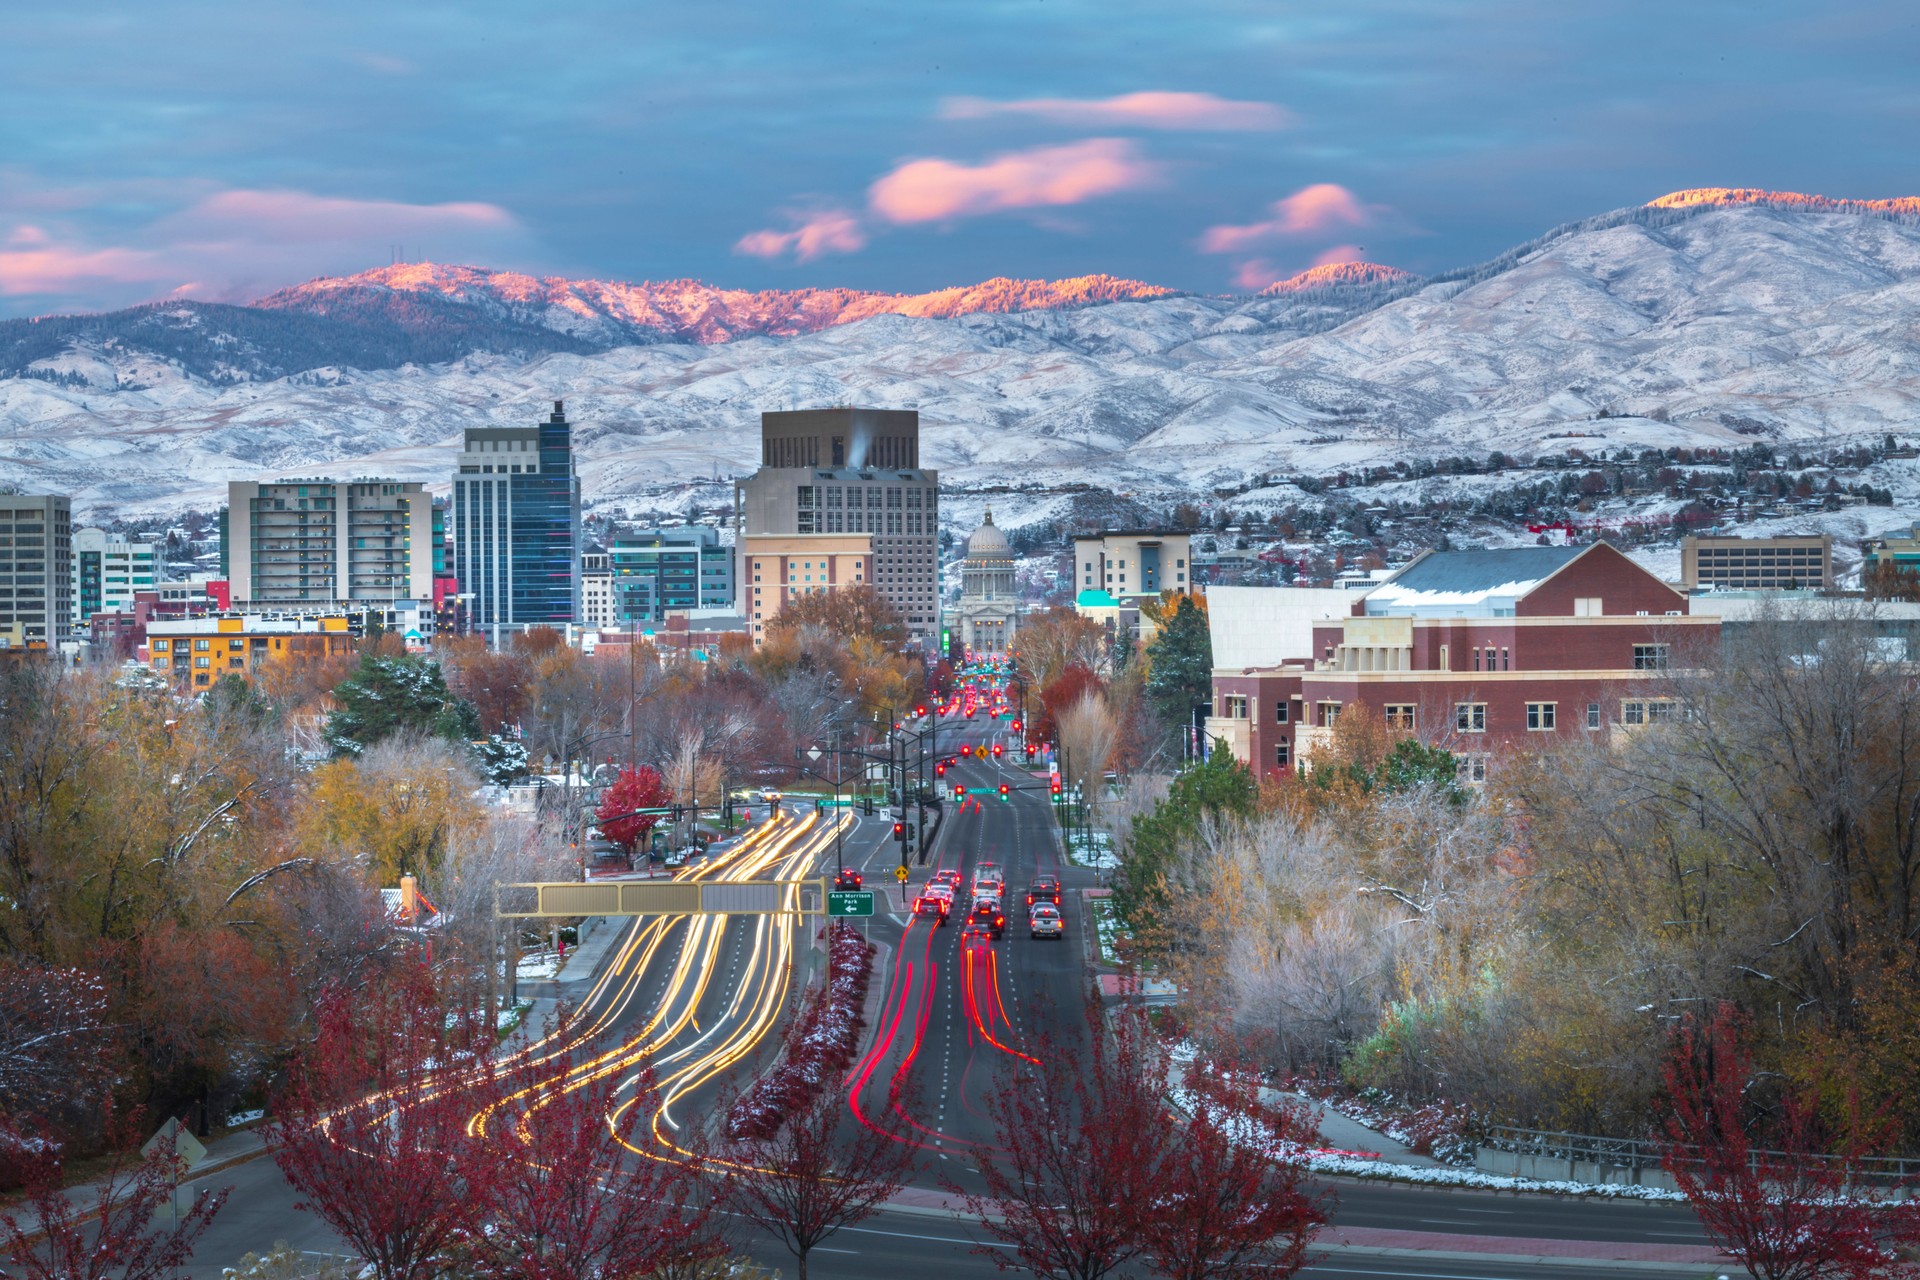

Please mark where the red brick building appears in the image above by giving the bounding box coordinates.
[1206,543,1716,782]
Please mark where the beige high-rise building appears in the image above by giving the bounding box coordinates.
[735,408,940,648]
[225,479,434,605]
[1073,530,1193,602]
[0,495,72,656]
[1681,534,1831,590]
[739,534,874,644]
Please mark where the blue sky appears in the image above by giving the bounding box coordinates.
[2,0,1916,315]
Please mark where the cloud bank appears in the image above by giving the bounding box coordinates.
[940,91,1292,132]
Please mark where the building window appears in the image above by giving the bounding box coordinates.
[1317,701,1341,727]
[1574,596,1602,617]
[1458,754,1489,786]
[1633,644,1669,670]
[1526,702,1556,731]
[1384,704,1416,730]
[1586,702,1601,730]
[1621,698,1679,726]
[1275,739,1290,769]
[1455,702,1486,733]
[1275,701,1289,725]
[1223,695,1248,719]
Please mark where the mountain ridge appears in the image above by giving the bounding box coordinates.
[6,192,1920,527]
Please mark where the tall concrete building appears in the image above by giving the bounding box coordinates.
[72,527,158,627]
[452,400,582,629]
[1073,531,1193,602]
[224,479,434,605]
[0,495,72,656]
[735,409,939,648]
[1682,534,1831,590]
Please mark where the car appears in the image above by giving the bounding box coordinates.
[960,919,995,947]
[912,895,952,926]
[833,868,865,891]
[1026,875,1062,907]
[1029,904,1064,939]
[976,861,1001,880]
[969,900,1007,938]
[923,882,954,903]
[975,878,1004,901]
[931,869,964,889]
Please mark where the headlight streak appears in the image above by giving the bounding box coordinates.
[474,810,839,1165]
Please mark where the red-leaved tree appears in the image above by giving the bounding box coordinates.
[721,1038,914,1280]
[1662,1004,1920,1280]
[596,765,669,853]
[949,1000,1168,1280]
[1035,663,1105,748]
[466,1006,716,1280]
[0,1102,228,1280]
[265,963,497,1280]
[1147,1059,1326,1280]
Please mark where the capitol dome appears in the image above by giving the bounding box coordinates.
[966,509,1012,560]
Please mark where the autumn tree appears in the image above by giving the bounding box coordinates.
[299,734,485,883]
[721,1078,914,1280]
[467,1007,715,1280]
[265,964,496,1280]
[765,584,907,649]
[1147,1059,1326,1280]
[437,634,531,735]
[0,959,113,1124]
[1116,743,1256,941]
[1662,1005,1920,1280]
[596,765,670,852]
[1,1102,229,1280]
[1012,608,1108,690]
[1035,662,1105,747]
[950,1002,1169,1280]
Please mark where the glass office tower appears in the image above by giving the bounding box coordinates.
[453,400,582,628]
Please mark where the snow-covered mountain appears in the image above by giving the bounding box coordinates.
[4,190,1920,526]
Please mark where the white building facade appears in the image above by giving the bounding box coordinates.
[955,510,1021,658]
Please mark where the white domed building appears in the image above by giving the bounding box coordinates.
[956,509,1022,658]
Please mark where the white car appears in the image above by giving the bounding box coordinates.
[924,882,954,903]
[1029,904,1064,939]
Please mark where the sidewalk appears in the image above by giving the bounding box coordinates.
[1264,1087,1441,1167]
[506,912,633,1046]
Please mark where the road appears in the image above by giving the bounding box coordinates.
[170,703,1718,1278]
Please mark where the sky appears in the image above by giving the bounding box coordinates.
[2,0,1917,317]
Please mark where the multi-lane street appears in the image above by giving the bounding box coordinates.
[168,696,1716,1279]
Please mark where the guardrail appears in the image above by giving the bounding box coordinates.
[1480,1124,1920,1187]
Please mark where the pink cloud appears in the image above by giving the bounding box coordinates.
[1198,183,1370,253]
[940,91,1292,132]
[0,241,169,296]
[172,189,516,239]
[1311,243,1366,267]
[734,209,868,262]
[868,139,1159,225]
[1231,258,1283,290]
[0,185,533,307]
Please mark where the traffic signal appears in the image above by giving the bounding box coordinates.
[953,785,964,800]
[916,705,926,717]
[1025,743,1037,757]
[1011,719,1022,734]
[1050,775,1062,795]
[991,742,1003,758]
[998,783,1010,799]
[893,821,906,841]
[935,762,946,776]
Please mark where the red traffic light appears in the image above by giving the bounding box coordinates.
[916,706,926,717]
[998,783,1010,797]
[1012,720,1022,733]
[1050,776,1062,794]
[953,785,965,799]
[892,822,905,839]
[936,762,946,776]
[991,743,1003,757]
[1025,743,1037,756]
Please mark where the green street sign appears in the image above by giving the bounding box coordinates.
[827,890,876,917]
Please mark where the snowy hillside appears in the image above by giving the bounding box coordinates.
[3,190,1920,534]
